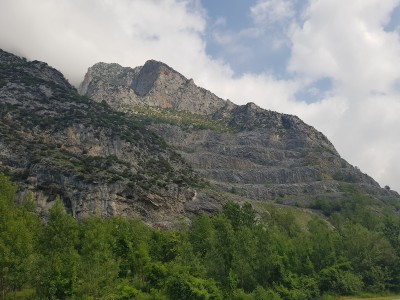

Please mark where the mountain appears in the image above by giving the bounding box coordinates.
[0,49,208,226]
[0,49,398,225]
[79,59,399,204]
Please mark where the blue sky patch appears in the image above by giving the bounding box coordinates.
[295,77,334,103]
[384,4,400,32]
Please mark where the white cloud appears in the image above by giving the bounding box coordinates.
[287,0,400,190]
[289,0,400,96]
[0,0,399,192]
[0,0,207,86]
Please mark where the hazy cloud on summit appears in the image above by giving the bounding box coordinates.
[0,0,399,191]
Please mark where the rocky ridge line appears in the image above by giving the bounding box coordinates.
[79,59,399,205]
[1,49,220,225]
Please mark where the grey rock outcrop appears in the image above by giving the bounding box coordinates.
[80,59,399,206]
[1,48,398,224]
[79,60,226,115]
[0,49,209,225]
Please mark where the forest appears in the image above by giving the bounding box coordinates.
[1,172,399,300]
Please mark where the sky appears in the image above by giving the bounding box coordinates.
[0,0,399,192]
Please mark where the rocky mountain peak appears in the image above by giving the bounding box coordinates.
[245,102,260,111]
[0,49,24,64]
[1,49,398,225]
[79,58,399,205]
[0,49,72,91]
[79,60,226,115]
[0,49,204,224]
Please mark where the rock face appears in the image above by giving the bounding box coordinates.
[0,49,209,225]
[1,49,398,225]
[80,60,226,115]
[80,59,399,206]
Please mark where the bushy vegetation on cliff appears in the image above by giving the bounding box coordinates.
[0,173,399,300]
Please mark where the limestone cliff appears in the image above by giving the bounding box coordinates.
[79,60,226,115]
[79,59,398,207]
[0,49,210,225]
[1,49,398,225]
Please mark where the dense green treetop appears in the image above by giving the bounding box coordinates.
[0,173,399,299]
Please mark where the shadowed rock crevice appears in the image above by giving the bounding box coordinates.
[131,60,168,96]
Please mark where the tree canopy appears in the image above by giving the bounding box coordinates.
[0,173,399,299]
